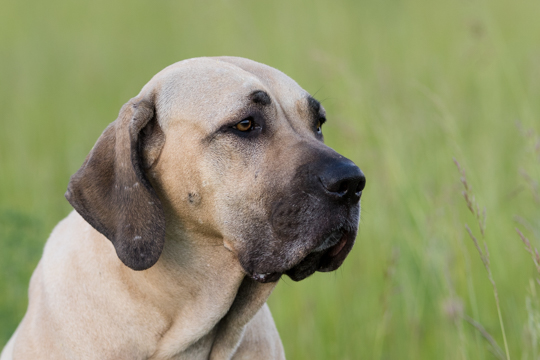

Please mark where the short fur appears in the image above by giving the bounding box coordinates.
[1,57,364,360]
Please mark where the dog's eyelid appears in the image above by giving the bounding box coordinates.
[209,116,263,140]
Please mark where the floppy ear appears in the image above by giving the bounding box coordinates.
[65,93,166,271]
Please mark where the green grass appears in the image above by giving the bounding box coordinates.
[1,0,540,358]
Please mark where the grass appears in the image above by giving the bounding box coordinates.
[456,158,509,360]
[1,0,540,358]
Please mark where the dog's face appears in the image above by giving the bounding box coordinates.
[66,57,365,282]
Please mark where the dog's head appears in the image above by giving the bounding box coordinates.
[66,57,365,282]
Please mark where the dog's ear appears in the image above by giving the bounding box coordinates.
[65,93,166,271]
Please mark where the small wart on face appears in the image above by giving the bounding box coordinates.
[187,192,201,205]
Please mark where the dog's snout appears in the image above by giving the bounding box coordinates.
[319,161,365,202]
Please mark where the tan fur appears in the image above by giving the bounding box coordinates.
[1,57,358,360]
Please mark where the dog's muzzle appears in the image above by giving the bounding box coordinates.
[249,156,365,283]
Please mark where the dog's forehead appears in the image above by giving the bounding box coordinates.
[143,57,310,130]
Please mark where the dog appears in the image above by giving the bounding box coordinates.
[1,57,365,360]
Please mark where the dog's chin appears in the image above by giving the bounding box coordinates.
[248,227,357,283]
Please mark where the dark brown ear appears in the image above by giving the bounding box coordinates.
[65,94,166,271]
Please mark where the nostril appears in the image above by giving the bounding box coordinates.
[355,176,366,195]
[324,179,349,195]
[337,181,349,195]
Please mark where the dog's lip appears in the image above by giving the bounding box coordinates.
[327,234,348,257]
[317,229,356,272]
[312,228,344,253]
[248,226,357,283]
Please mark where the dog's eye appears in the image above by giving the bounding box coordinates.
[316,116,326,135]
[234,118,254,132]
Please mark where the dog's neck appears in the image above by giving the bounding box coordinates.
[120,218,277,359]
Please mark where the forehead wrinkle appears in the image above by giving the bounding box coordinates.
[273,97,305,139]
[268,93,326,144]
[153,66,266,132]
[216,57,307,100]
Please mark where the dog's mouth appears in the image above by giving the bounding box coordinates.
[249,226,356,283]
[312,228,345,253]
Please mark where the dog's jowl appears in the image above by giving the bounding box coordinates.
[1,57,365,360]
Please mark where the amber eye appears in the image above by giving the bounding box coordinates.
[316,120,322,133]
[235,118,253,132]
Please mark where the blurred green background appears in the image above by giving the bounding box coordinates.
[2,0,540,358]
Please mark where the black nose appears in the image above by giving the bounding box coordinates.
[319,160,365,203]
